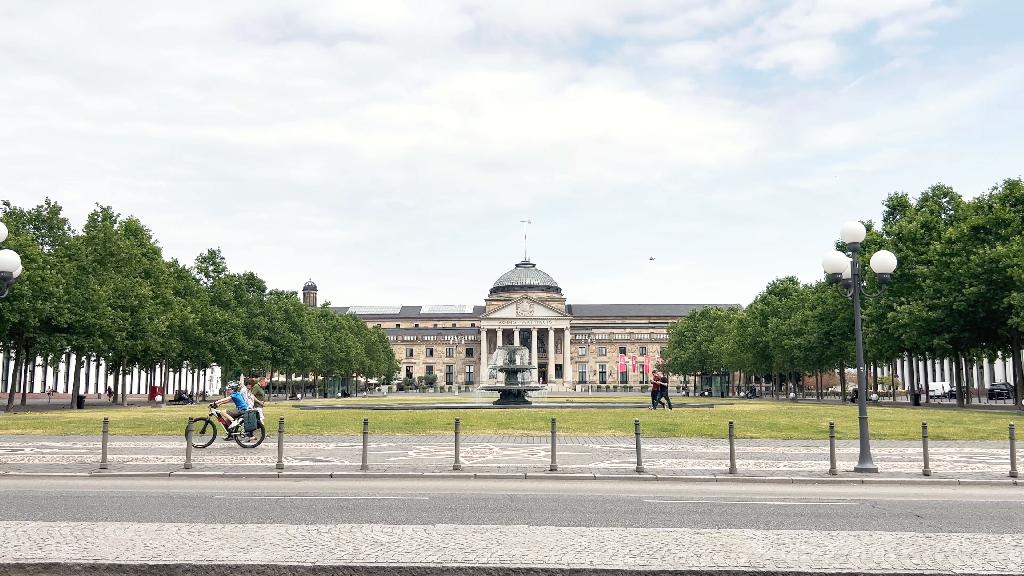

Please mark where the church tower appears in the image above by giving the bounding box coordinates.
[302,279,318,307]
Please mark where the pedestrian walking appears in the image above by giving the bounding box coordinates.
[649,375,660,409]
[654,371,672,410]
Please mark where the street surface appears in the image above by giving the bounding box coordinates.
[1,477,1022,574]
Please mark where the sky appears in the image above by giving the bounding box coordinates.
[2,0,1022,308]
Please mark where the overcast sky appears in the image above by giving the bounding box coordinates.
[2,1,1022,307]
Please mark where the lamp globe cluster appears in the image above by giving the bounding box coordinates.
[0,220,23,299]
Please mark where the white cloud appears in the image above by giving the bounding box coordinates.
[1,0,1019,308]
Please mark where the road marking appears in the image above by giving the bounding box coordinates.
[644,500,858,506]
[215,495,430,500]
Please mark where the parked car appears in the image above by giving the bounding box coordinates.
[988,382,1014,401]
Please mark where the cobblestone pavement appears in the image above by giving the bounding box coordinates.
[0,435,1019,481]
[1,520,1021,573]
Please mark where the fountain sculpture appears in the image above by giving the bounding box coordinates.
[478,345,545,405]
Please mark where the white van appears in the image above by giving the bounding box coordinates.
[928,381,950,399]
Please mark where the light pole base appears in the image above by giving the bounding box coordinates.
[854,464,879,473]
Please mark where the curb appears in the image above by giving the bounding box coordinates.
[1,470,1019,486]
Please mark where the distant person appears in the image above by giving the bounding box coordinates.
[105,386,114,402]
[654,371,672,410]
[649,375,661,409]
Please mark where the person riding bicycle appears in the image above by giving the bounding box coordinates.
[210,382,250,435]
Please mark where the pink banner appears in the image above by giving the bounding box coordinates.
[618,354,627,372]
[631,355,638,373]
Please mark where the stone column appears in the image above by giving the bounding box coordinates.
[531,328,538,381]
[480,328,488,384]
[548,325,557,383]
[513,327,520,347]
[562,327,571,388]
[495,328,502,347]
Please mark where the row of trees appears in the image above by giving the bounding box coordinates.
[0,200,399,411]
[663,178,1024,409]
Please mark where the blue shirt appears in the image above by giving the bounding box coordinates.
[229,391,250,411]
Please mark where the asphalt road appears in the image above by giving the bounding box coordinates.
[1,477,1021,533]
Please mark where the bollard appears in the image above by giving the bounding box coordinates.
[184,418,193,470]
[549,417,558,472]
[360,418,369,471]
[634,418,644,473]
[828,420,838,476]
[276,417,285,470]
[728,420,737,474]
[453,418,462,471]
[1010,423,1018,479]
[921,421,931,477]
[99,416,109,470]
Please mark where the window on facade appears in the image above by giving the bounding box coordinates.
[618,346,627,355]
[619,368,628,384]
[598,364,608,384]
[395,323,401,328]
[445,365,454,385]
[466,347,474,358]
[414,323,420,328]
[577,346,587,356]
[445,347,454,358]
[465,365,474,384]
[425,347,434,358]
[426,365,434,375]
[405,366,413,379]
[375,323,381,328]
[554,364,563,379]
[405,348,414,358]
[452,323,457,327]
[470,323,476,327]
[598,346,607,356]
[577,363,587,384]
[639,346,648,356]
[640,371,649,385]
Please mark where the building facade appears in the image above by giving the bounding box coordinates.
[324,259,735,391]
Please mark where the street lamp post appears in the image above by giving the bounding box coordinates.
[0,220,24,299]
[821,221,898,474]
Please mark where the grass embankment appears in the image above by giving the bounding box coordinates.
[0,396,1017,440]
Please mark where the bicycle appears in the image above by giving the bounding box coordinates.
[187,404,266,449]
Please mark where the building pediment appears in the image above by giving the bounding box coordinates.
[481,296,570,319]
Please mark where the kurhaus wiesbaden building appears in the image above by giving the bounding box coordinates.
[305,260,736,391]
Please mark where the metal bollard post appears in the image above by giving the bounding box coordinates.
[828,421,838,476]
[276,417,285,470]
[634,418,644,473]
[728,420,737,474]
[1010,423,1018,479]
[921,421,931,477]
[99,416,109,470]
[453,418,462,471]
[549,417,558,472]
[184,418,193,470]
[360,418,369,471]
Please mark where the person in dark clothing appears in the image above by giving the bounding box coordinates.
[654,371,672,410]
[649,376,661,409]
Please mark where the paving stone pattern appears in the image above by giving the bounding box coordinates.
[0,435,1018,479]
[1,520,1021,573]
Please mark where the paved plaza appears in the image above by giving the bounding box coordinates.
[0,434,1019,482]
[2,520,1021,574]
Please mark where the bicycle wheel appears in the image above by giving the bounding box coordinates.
[234,423,266,448]
[188,418,217,449]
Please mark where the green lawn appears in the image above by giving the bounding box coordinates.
[0,399,1018,440]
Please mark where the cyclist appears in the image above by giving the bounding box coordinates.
[210,382,250,437]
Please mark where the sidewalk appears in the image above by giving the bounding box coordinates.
[1,434,1019,485]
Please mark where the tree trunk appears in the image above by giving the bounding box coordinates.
[921,355,930,404]
[1012,332,1024,410]
[161,363,170,406]
[20,348,32,406]
[965,357,974,405]
[954,352,965,408]
[1,346,10,404]
[5,349,23,412]
[871,362,878,395]
[69,353,85,409]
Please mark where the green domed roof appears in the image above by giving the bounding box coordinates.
[490,261,561,295]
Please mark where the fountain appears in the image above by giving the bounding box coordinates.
[478,345,545,405]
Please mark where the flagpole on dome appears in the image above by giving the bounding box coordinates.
[520,219,531,262]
